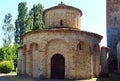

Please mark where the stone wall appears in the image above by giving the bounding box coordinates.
[17,2,103,79]
[100,47,109,76]
[17,29,102,79]
[107,27,120,60]
[46,39,72,79]
[107,0,120,28]
[75,41,91,79]
[44,6,82,29]
[17,47,23,75]
[92,44,101,77]
[107,0,120,72]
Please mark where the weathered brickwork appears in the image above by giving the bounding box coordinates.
[17,2,106,79]
[17,29,102,79]
[100,47,109,75]
[107,0,120,72]
[44,3,82,29]
[107,0,120,28]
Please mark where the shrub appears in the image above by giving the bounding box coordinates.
[0,60,14,73]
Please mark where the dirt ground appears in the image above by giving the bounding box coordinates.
[0,73,119,81]
[0,73,96,81]
[0,73,36,81]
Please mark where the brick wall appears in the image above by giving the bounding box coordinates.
[17,28,102,79]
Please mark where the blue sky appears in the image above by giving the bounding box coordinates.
[0,0,106,47]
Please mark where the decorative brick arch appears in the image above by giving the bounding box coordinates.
[77,41,90,53]
[51,54,65,79]
[45,39,71,54]
[75,41,91,78]
[45,39,71,79]
[27,43,38,76]
[29,43,39,51]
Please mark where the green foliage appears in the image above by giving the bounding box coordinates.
[0,44,20,68]
[0,60,14,73]
[32,3,45,30]
[2,13,14,45]
[11,43,20,68]
[26,10,34,32]
[15,2,45,44]
[15,2,28,44]
[1,2,45,71]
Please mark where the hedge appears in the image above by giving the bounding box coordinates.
[0,60,14,73]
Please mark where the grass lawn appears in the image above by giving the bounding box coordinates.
[0,72,120,81]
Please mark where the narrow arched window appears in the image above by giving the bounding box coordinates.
[114,17,117,22]
[23,44,27,55]
[114,17,118,26]
[78,43,82,50]
[60,20,63,26]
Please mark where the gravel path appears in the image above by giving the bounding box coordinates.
[0,73,38,81]
[0,74,96,81]
[0,73,109,81]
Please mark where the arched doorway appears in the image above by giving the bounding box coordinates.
[51,54,65,79]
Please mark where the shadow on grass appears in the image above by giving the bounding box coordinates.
[96,73,120,81]
[96,77,109,81]
[0,75,78,81]
[0,75,38,81]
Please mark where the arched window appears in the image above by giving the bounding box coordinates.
[114,17,118,26]
[114,17,117,22]
[78,43,82,50]
[77,42,86,54]
[30,43,38,51]
[23,44,27,55]
[77,41,89,53]
[60,20,63,26]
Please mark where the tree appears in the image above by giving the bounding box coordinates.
[15,2,28,44]
[1,13,19,69]
[2,13,14,45]
[32,3,44,30]
[15,2,45,44]
[26,10,34,32]
[0,44,20,68]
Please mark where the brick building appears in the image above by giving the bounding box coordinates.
[107,0,120,72]
[17,2,106,79]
